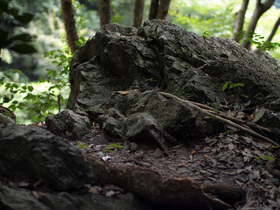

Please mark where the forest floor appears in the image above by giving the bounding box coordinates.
[64,125,280,209]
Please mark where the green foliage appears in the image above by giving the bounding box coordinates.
[111,0,125,24]
[220,81,244,92]
[0,0,37,55]
[0,48,71,122]
[169,0,237,38]
[0,0,91,124]
[239,31,280,51]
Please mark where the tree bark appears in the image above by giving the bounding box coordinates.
[231,0,250,42]
[133,0,145,28]
[266,15,280,42]
[156,0,171,19]
[242,0,275,49]
[149,0,159,20]
[99,0,111,27]
[61,0,79,53]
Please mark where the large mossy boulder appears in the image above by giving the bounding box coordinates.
[66,19,280,145]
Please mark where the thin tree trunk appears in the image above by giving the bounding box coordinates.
[242,0,275,49]
[61,0,79,53]
[99,0,111,27]
[133,0,145,28]
[266,15,280,42]
[231,0,250,42]
[156,0,171,20]
[149,0,159,20]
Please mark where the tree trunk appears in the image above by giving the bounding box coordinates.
[133,0,145,28]
[61,0,79,53]
[266,15,280,42]
[231,0,250,42]
[156,0,171,20]
[99,0,111,27]
[149,0,159,20]
[242,0,275,49]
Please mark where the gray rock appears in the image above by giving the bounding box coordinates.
[131,91,224,139]
[66,19,280,143]
[124,113,169,151]
[253,108,280,136]
[102,116,124,138]
[0,184,152,210]
[0,184,49,210]
[46,109,90,140]
[0,125,93,190]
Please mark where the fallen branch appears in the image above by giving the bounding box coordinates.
[158,92,279,146]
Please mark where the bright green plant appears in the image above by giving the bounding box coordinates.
[77,141,90,149]
[220,81,248,109]
[220,81,244,92]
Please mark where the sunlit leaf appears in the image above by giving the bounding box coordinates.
[221,81,229,91]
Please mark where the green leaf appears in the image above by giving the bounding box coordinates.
[9,43,37,54]
[23,93,36,100]
[8,104,16,111]
[5,82,11,89]
[262,155,275,162]
[3,96,11,103]
[231,83,244,88]
[11,33,34,42]
[14,13,33,24]
[105,143,124,150]
[12,83,18,89]
[221,81,229,91]
[27,85,33,92]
